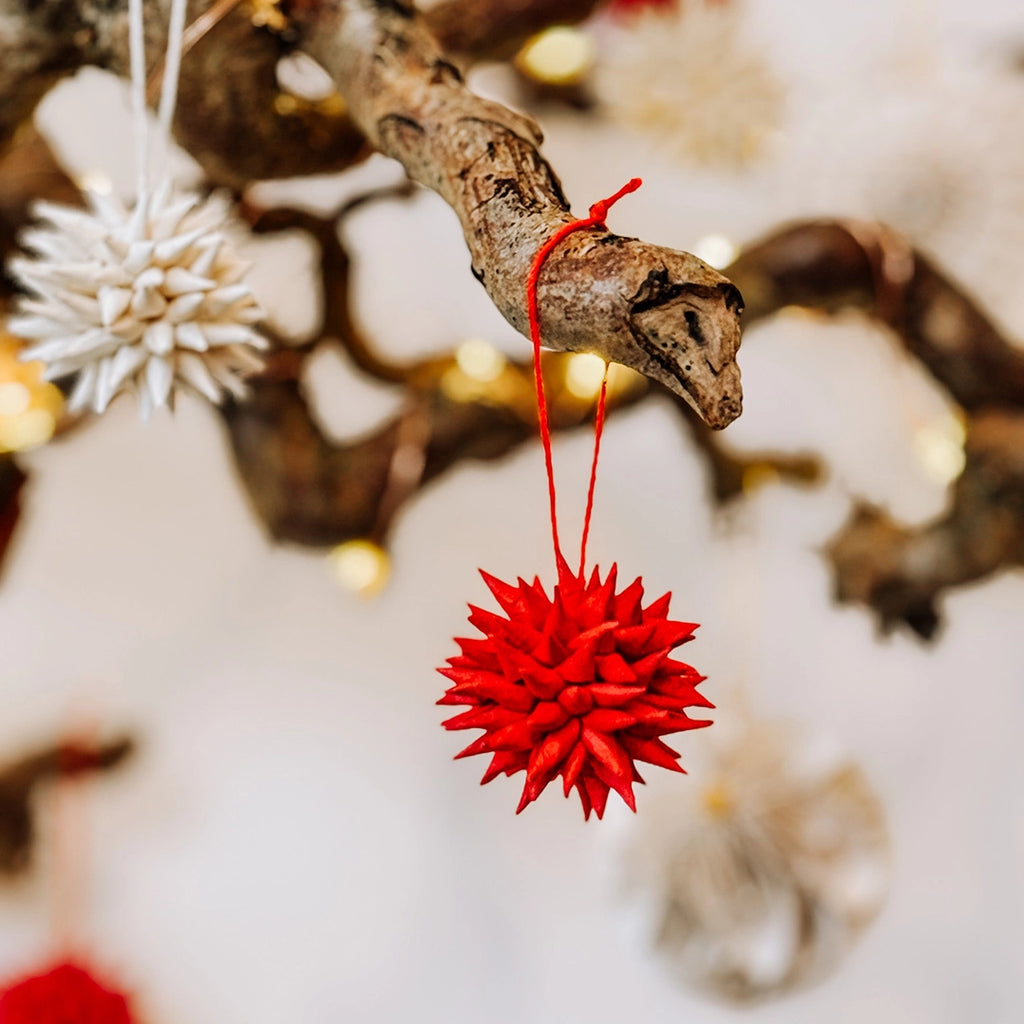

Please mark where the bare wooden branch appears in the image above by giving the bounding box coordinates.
[423,0,603,60]
[0,454,25,579]
[727,220,1024,413]
[826,411,1024,638]
[0,735,134,874]
[295,0,744,428]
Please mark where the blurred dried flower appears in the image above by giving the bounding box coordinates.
[621,717,890,1001]
[593,3,783,168]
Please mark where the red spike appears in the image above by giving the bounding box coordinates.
[527,701,570,730]
[613,577,644,625]
[455,636,502,668]
[589,682,646,707]
[436,691,473,706]
[556,642,597,684]
[479,569,526,615]
[581,727,633,788]
[631,648,669,685]
[613,622,657,658]
[569,621,618,651]
[561,741,587,795]
[481,751,521,784]
[583,775,611,819]
[488,720,537,751]
[454,734,494,760]
[515,782,534,815]
[575,779,593,820]
[589,757,636,811]
[467,604,510,637]
[620,735,685,772]
[526,719,581,789]
[650,620,699,648]
[643,592,671,620]
[442,705,521,731]
[596,652,637,684]
[583,709,637,732]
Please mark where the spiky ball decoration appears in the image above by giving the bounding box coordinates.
[7,182,267,418]
[439,561,713,818]
[0,960,135,1023]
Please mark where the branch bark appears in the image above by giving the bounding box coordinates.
[728,220,1024,413]
[0,735,134,874]
[296,0,744,428]
[826,411,1024,638]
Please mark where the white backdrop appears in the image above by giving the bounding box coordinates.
[1,1,1022,1021]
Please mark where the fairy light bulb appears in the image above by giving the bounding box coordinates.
[565,353,607,399]
[455,338,506,383]
[692,233,738,270]
[0,335,64,453]
[913,415,967,484]
[517,26,595,87]
[329,540,391,597]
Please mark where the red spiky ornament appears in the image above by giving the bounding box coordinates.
[439,180,713,818]
[0,960,135,1024]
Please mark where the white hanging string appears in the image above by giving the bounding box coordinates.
[127,0,191,200]
[158,0,190,136]
[128,0,149,200]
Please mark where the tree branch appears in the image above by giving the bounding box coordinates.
[295,0,744,428]
[0,735,134,874]
[826,412,1024,638]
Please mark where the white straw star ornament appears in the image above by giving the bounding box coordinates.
[6,0,267,418]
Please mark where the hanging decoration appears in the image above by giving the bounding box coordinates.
[593,1,783,169]
[7,0,266,418]
[439,180,713,819]
[620,716,890,1000]
[0,960,136,1024]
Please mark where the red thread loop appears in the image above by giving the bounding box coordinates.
[525,178,642,577]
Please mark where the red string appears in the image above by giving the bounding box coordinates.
[579,365,609,575]
[525,177,642,575]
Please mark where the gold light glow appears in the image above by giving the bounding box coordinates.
[692,233,738,270]
[517,26,594,87]
[913,415,966,485]
[0,335,64,453]
[701,780,735,818]
[328,539,391,598]
[565,353,607,399]
[75,171,113,195]
[455,338,506,383]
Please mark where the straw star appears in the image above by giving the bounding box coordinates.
[7,181,267,418]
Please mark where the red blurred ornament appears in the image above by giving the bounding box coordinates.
[438,179,713,817]
[0,960,135,1024]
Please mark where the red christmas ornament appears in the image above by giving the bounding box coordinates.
[440,558,713,818]
[0,960,135,1024]
[439,179,713,817]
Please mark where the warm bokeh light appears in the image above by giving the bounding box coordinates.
[516,26,595,87]
[0,334,64,454]
[692,233,739,270]
[913,414,967,485]
[564,352,607,399]
[455,338,506,383]
[328,539,391,598]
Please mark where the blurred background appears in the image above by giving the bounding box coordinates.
[0,0,1022,1021]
